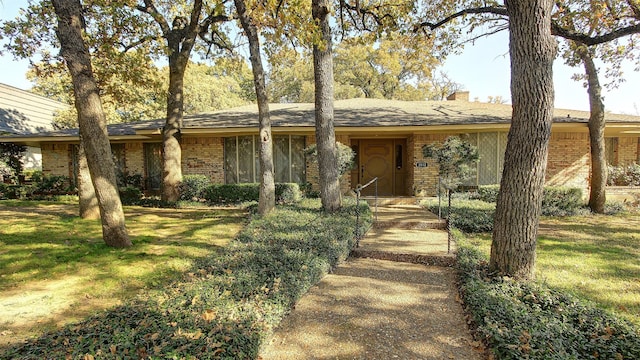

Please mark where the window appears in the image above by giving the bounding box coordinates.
[144,143,163,190]
[71,144,127,187]
[111,144,126,185]
[463,132,508,186]
[224,135,306,183]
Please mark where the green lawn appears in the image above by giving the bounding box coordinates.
[0,200,246,347]
[465,212,640,325]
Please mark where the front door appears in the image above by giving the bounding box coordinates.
[355,139,407,196]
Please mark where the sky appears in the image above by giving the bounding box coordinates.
[1,1,639,115]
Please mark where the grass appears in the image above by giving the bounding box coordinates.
[0,198,370,359]
[464,212,640,325]
[0,200,246,348]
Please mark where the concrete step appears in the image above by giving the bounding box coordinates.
[352,228,455,266]
[370,204,446,229]
[361,197,418,206]
[374,219,447,230]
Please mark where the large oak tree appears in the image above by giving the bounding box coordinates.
[52,0,131,247]
[234,0,276,215]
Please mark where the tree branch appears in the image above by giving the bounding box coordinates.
[416,4,639,47]
[137,0,169,35]
[414,6,507,32]
[120,35,155,52]
[552,22,640,45]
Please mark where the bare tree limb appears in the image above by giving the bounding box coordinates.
[138,0,169,35]
[414,6,507,32]
[414,4,639,46]
[552,22,640,45]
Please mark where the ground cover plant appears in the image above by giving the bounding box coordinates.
[1,198,371,359]
[463,212,640,326]
[456,233,640,359]
[0,200,245,348]
[456,227,640,359]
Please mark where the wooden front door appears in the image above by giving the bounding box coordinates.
[355,139,407,196]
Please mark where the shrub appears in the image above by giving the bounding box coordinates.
[455,234,640,360]
[118,186,143,205]
[205,183,261,204]
[421,198,495,233]
[608,163,640,186]
[179,174,212,201]
[1,199,372,359]
[32,175,75,195]
[119,173,144,189]
[474,185,584,216]
[275,183,302,204]
[475,185,500,203]
[541,187,584,216]
[0,183,30,199]
[204,183,303,205]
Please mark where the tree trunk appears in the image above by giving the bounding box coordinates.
[577,46,607,213]
[234,0,276,215]
[53,0,131,247]
[312,0,341,212]
[159,1,202,203]
[489,0,556,280]
[77,139,100,219]
[162,62,185,203]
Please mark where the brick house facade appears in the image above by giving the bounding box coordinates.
[4,97,640,198]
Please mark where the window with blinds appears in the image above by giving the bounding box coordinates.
[224,135,306,184]
[463,132,508,186]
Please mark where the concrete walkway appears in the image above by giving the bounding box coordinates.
[260,200,483,360]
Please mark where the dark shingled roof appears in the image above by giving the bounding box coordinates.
[4,98,640,139]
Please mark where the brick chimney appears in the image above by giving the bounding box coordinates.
[446,91,470,102]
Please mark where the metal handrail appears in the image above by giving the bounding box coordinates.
[353,177,378,247]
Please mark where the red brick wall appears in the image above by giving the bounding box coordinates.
[41,143,71,177]
[618,137,638,165]
[545,132,590,191]
[125,142,144,176]
[181,137,224,183]
[411,133,448,196]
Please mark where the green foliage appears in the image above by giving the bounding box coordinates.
[181,62,253,114]
[275,183,302,204]
[542,187,585,216]
[475,185,500,203]
[474,185,585,216]
[116,172,144,189]
[204,183,303,205]
[0,183,29,200]
[179,174,212,201]
[118,186,144,206]
[0,199,371,359]
[608,164,640,186]
[422,198,495,233]
[422,136,479,191]
[455,235,640,360]
[423,186,585,232]
[32,175,75,196]
[0,143,27,176]
[304,142,355,176]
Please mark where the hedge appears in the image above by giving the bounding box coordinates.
[204,183,302,205]
[1,198,372,359]
[455,233,640,360]
[423,186,585,233]
[474,185,584,216]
